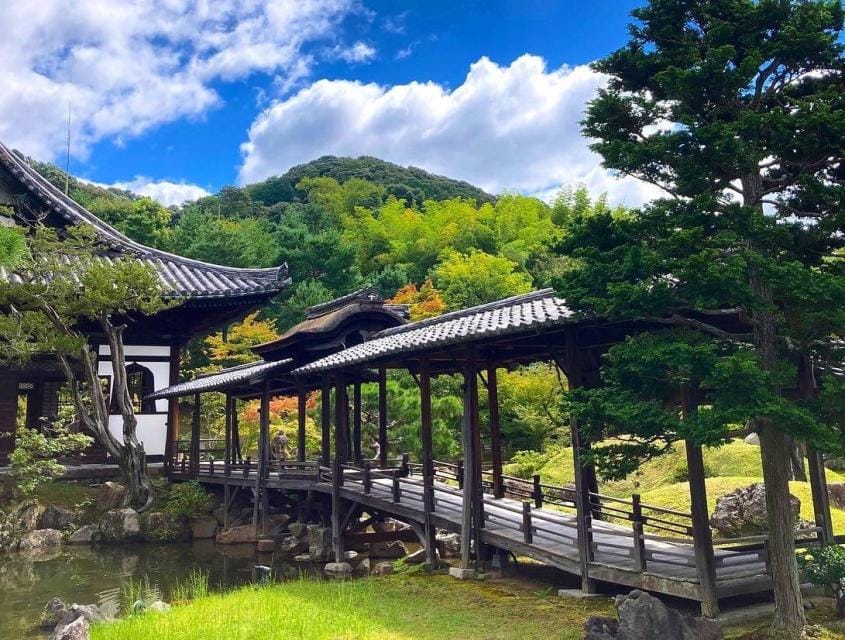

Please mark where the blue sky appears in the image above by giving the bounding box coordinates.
[1,0,651,205]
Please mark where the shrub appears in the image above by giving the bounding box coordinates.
[164,482,212,518]
[8,426,92,497]
[797,544,845,617]
[670,459,714,483]
[504,448,556,480]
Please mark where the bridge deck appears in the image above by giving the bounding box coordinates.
[183,463,782,604]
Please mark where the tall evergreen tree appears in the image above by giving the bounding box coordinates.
[558,1,845,636]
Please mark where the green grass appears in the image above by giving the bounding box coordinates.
[34,481,96,509]
[91,574,616,640]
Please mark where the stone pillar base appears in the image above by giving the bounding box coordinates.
[324,562,353,577]
[449,566,476,580]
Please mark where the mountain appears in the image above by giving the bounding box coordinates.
[246,156,494,207]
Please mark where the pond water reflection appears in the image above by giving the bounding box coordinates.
[0,541,319,638]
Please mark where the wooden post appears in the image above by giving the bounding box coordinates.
[470,367,484,569]
[321,376,331,467]
[353,382,362,465]
[522,502,533,544]
[331,455,344,563]
[533,475,543,508]
[631,494,647,572]
[191,393,201,477]
[164,340,182,474]
[297,382,307,463]
[459,365,475,571]
[223,484,230,529]
[363,461,372,494]
[224,393,232,478]
[457,459,464,490]
[420,359,437,567]
[253,382,271,538]
[392,476,402,502]
[807,444,834,544]
[487,364,504,499]
[378,368,388,468]
[232,400,241,463]
[335,374,348,464]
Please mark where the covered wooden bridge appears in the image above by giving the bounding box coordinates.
[152,289,836,617]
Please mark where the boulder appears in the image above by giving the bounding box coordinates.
[191,515,218,540]
[40,506,75,531]
[743,432,760,446]
[215,524,256,545]
[267,513,291,534]
[95,482,127,511]
[293,553,312,562]
[373,561,394,576]
[828,483,845,509]
[354,558,371,576]
[140,511,190,543]
[584,590,721,640]
[405,547,428,564]
[98,508,142,543]
[67,524,98,545]
[307,525,334,562]
[148,600,172,613]
[211,506,227,526]
[41,598,68,628]
[288,522,308,539]
[256,539,275,552]
[324,561,353,577]
[436,532,461,558]
[50,617,89,640]
[279,535,309,556]
[0,474,20,503]
[58,604,106,625]
[369,540,407,559]
[15,500,43,531]
[709,483,800,537]
[19,529,63,551]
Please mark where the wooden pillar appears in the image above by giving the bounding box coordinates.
[487,364,504,499]
[224,393,232,477]
[331,455,344,563]
[320,376,331,467]
[353,382,362,465]
[164,340,181,474]
[0,373,18,462]
[459,361,482,571]
[335,375,348,464]
[378,368,388,468]
[190,393,201,476]
[807,445,834,544]
[470,368,484,571]
[253,381,271,537]
[563,330,596,594]
[232,399,241,463]
[297,382,307,463]
[419,359,437,567]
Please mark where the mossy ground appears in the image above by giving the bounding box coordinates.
[34,481,96,510]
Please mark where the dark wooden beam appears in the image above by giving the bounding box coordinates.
[224,393,232,476]
[321,376,331,467]
[807,444,834,545]
[353,382,362,465]
[190,393,201,477]
[297,381,307,463]
[419,358,437,567]
[487,363,504,499]
[164,340,181,474]
[378,368,388,469]
[335,374,348,464]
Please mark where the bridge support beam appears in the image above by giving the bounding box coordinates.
[458,357,483,574]
[190,393,201,477]
[378,368,388,468]
[419,359,437,568]
[487,363,504,499]
[353,382,362,465]
[253,381,271,538]
[807,445,834,545]
[297,382,307,463]
[321,376,332,467]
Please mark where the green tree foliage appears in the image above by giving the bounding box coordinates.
[173,207,279,268]
[9,425,92,496]
[85,196,173,249]
[561,1,845,634]
[0,207,27,269]
[432,250,533,310]
[797,544,845,617]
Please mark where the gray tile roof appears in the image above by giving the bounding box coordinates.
[148,359,292,399]
[292,289,574,375]
[0,142,289,300]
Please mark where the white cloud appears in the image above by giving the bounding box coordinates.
[109,177,210,207]
[239,55,662,206]
[0,0,363,162]
[330,41,377,63]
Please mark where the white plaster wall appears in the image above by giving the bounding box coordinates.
[98,344,171,456]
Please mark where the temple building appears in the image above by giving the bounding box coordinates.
[0,141,289,462]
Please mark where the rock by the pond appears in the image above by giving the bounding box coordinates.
[354,558,371,576]
[279,535,309,555]
[743,432,760,446]
[16,500,43,531]
[215,524,256,545]
[67,524,98,545]
[436,531,461,558]
[584,590,722,640]
[40,506,75,531]
[148,600,172,613]
[99,508,142,543]
[19,528,63,551]
[50,616,89,640]
[191,515,218,540]
[405,547,429,564]
[140,511,190,543]
[369,540,407,559]
[41,598,68,628]
[95,482,127,511]
[829,483,845,509]
[256,539,275,552]
[373,561,394,576]
[211,505,227,526]
[59,604,107,625]
[267,513,291,534]
[288,522,308,539]
[293,553,312,562]
[324,561,353,577]
[307,525,333,562]
[344,550,358,562]
[709,483,800,537]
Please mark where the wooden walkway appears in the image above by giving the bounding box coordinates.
[175,458,812,607]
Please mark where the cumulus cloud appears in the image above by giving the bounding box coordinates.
[0,0,363,162]
[239,55,662,206]
[109,177,210,207]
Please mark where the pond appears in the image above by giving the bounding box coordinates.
[0,541,319,638]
